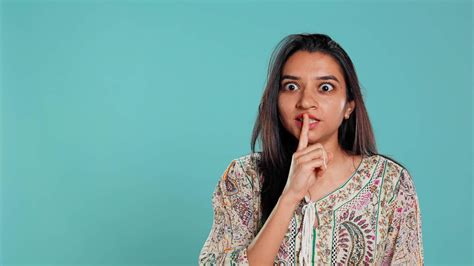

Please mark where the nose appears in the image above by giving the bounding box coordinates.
[296,88,318,109]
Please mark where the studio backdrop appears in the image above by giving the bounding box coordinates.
[1,0,472,265]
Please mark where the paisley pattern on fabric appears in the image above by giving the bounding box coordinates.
[199,153,424,265]
[337,210,376,265]
[223,161,239,195]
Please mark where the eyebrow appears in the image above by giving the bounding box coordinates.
[280,74,340,84]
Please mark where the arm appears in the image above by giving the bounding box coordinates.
[198,159,300,265]
[198,160,257,265]
[382,168,424,265]
[246,193,299,265]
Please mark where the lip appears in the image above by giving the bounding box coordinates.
[295,113,321,121]
[295,119,319,129]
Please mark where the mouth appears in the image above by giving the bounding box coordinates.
[295,118,319,129]
[295,113,321,122]
[295,117,320,123]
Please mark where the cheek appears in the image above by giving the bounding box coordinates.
[277,96,294,127]
[277,96,288,116]
[325,99,347,114]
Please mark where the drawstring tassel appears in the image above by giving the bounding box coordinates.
[299,195,316,265]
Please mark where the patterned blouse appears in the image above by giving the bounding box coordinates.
[199,153,424,265]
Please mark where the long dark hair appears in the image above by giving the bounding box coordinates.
[249,33,406,226]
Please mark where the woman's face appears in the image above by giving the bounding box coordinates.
[278,50,355,145]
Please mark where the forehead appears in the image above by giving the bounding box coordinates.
[282,51,344,79]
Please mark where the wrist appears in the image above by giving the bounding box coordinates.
[279,191,300,208]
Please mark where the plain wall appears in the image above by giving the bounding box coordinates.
[1,0,472,265]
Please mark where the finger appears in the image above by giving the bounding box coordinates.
[302,155,328,178]
[310,144,329,170]
[297,147,325,163]
[296,113,309,151]
[323,151,335,171]
[304,158,326,171]
[299,142,324,157]
[322,148,328,170]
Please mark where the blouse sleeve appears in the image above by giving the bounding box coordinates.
[198,159,256,265]
[382,168,424,265]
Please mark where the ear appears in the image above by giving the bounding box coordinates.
[345,100,355,119]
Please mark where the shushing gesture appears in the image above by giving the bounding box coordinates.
[282,113,334,205]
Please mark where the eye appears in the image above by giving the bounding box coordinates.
[320,82,335,92]
[282,82,299,91]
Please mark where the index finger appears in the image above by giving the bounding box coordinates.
[297,113,309,151]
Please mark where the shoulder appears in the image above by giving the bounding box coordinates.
[374,154,419,202]
[371,154,403,173]
[216,152,262,199]
[234,152,261,175]
[233,152,263,190]
[373,154,414,181]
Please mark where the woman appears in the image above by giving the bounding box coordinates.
[199,33,424,265]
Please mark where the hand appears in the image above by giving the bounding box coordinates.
[281,113,334,205]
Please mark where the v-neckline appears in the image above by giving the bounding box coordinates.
[302,155,367,205]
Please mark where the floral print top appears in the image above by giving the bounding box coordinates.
[199,153,424,265]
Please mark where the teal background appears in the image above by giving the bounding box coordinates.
[1,0,472,265]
